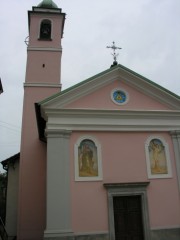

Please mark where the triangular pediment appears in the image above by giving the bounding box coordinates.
[39,64,180,111]
[35,64,180,140]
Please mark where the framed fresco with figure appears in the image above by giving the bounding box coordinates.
[145,136,172,179]
[74,136,103,181]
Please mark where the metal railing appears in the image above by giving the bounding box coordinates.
[0,216,8,240]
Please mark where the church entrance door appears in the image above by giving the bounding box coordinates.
[113,195,144,240]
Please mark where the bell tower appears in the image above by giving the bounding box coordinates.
[18,1,66,239]
[26,0,65,87]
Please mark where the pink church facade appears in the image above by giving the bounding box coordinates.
[37,68,180,240]
[9,1,180,240]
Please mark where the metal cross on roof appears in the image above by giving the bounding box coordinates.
[107,41,122,66]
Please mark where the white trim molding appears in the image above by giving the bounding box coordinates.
[27,47,62,52]
[43,109,180,132]
[24,82,61,88]
[74,135,103,181]
[145,136,172,179]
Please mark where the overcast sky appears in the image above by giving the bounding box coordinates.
[0,0,180,172]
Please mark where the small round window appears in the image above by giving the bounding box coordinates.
[111,89,129,105]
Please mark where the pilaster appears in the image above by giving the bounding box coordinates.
[170,131,180,193]
[44,129,73,239]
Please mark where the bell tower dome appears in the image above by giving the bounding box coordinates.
[18,1,66,239]
[37,0,59,8]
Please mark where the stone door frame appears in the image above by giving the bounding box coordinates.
[104,182,151,240]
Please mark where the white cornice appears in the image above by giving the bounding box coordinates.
[42,109,180,132]
[27,47,62,52]
[33,8,61,13]
[24,83,61,88]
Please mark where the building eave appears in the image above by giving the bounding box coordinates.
[35,103,47,142]
[1,153,20,171]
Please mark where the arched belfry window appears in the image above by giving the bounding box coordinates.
[39,19,52,40]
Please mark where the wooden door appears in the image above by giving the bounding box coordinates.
[113,195,144,240]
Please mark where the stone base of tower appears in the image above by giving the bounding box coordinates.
[44,232,109,240]
[44,230,74,240]
[44,229,180,240]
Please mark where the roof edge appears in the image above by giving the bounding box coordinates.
[39,65,120,105]
[1,153,20,171]
[38,64,180,106]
